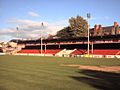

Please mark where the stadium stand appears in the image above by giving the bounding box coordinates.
[18,49,41,54]
[44,49,61,54]
[55,49,75,56]
[116,50,120,55]
[9,22,120,58]
[18,49,62,55]
[90,49,120,55]
[71,49,87,55]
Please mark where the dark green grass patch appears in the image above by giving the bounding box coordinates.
[0,55,120,90]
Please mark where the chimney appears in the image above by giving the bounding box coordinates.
[114,21,118,27]
[94,24,99,30]
[98,24,103,36]
[94,24,99,36]
[99,25,102,29]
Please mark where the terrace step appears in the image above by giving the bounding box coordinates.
[55,49,75,56]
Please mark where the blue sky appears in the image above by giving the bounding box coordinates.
[0,0,120,42]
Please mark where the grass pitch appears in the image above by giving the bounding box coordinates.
[0,55,120,90]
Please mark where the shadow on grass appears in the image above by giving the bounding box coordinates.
[70,70,120,90]
[0,86,8,90]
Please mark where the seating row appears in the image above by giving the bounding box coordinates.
[18,49,120,55]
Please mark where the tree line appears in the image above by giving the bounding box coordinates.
[56,15,88,39]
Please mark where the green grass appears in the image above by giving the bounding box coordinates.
[0,55,120,90]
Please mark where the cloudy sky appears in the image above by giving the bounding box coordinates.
[0,0,120,42]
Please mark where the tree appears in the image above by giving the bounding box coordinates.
[69,15,88,37]
[69,17,76,30]
[56,27,74,39]
[56,15,88,39]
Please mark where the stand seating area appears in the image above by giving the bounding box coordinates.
[71,49,120,55]
[71,49,87,55]
[18,49,120,56]
[18,49,61,54]
[90,49,120,55]
[44,49,61,54]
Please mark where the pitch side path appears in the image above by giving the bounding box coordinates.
[0,55,120,90]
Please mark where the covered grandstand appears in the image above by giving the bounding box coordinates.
[9,34,120,58]
[1,23,119,58]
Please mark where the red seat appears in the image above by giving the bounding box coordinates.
[90,49,120,55]
[18,49,61,54]
[18,49,41,54]
[44,49,61,54]
[71,49,87,55]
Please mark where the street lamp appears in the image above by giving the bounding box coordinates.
[16,26,19,44]
[87,13,91,55]
[41,22,44,54]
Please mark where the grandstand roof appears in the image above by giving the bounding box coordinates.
[10,34,120,45]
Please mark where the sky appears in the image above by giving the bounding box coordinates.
[0,0,120,42]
